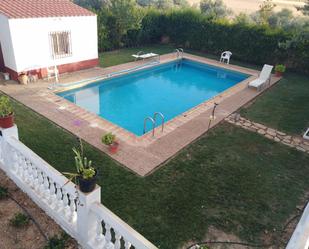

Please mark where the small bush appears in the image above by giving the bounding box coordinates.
[275,64,286,73]
[102,132,116,145]
[44,232,70,249]
[10,213,30,228]
[0,186,8,200]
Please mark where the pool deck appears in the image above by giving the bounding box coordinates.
[0,53,281,176]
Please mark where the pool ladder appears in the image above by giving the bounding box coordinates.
[175,48,184,59]
[143,112,165,137]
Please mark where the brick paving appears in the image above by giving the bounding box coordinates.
[226,114,309,154]
[0,53,281,176]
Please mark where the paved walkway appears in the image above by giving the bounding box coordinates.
[0,53,281,176]
[226,114,309,153]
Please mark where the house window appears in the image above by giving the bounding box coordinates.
[49,31,72,59]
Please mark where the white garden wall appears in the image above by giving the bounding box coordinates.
[0,125,157,249]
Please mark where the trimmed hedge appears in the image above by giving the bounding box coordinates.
[99,9,309,74]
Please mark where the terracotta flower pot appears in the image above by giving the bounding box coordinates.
[275,71,283,77]
[109,142,119,154]
[0,113,14,128]
[18,74,28,85]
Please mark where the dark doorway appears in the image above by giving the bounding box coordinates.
[0,43,5,71]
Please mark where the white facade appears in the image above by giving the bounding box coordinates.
[0,14,98,75]
[0,14,16,70]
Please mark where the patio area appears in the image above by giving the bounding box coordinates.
[0,52,281,176]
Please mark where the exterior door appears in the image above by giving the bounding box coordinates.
[0,43,5,71]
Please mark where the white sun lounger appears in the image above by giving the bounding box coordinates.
[132,52,159,61]
[248,64,273,91]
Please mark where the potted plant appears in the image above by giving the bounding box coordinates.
[0,96,14,128]
[64,141,97,193]
[18,72,28,85]
[275,64,286,77]
[102,133,119,154]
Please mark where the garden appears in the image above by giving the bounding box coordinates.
[0,0,308,248]
[0,46,306,248]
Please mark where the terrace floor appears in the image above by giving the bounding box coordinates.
[0,53,281,176]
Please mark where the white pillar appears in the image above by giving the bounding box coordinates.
[0,124,19,140]
[0,125,19,171]
[76,185,101,246]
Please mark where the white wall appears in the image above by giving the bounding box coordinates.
[8,15,98,72]
[0,14,17,70]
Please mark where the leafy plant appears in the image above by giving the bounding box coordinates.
[275,64,286,73]
[63,139,96,180]
[0,96,13,118]
[10,212,30,227]
[44,232,70,249]
[0,186,8,200]
[102,132,116,145]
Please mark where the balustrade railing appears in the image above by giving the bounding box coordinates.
[0,125,157,249]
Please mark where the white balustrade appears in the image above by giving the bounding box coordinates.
[0,125,158,249]
[89,202,157,249]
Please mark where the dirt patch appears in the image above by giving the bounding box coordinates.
[188,0,305,15]
[0,169,78,249]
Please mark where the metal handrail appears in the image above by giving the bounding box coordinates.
[153,112,165,133]
[175,48,184,59]
[143,117,155,137]
[175,49,180,58]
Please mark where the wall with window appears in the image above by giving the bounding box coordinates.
[8,15,98,75]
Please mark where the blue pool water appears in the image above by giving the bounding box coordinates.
[57,59,249,136]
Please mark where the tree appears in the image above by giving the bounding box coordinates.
[268,8,293,28]
[97,0,143,49]
[297,0,309,16]
[73,0,106,10]
[137,0,188,8]
[257,0,276,24]
[200,0,232,19]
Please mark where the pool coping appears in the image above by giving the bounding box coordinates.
[0,52,281,176]
[49,54,256,147]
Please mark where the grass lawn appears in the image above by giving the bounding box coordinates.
[99,44,175,67]
[240,73,309,135]
[7,96,309,249]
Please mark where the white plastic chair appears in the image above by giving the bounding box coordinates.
[47,65,59,82]
[220,51,232,64]
[248,64,273,91]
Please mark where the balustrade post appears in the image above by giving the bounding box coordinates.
[0,125,19,140]
[0,125,19,171]
[76,185,101,246]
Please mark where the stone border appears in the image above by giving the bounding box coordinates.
[226,114,309,153]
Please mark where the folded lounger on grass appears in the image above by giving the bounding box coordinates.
[132,52,159,61]
[248,64,273,91]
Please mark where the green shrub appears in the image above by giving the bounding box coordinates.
[102,132,116,145]
[0,186,8,200]
[0,96,13,117]
[10,213,30,228]
[97,7,309,74]
[44,232,70,249]
[275,64,286,73]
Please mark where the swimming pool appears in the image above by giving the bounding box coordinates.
[57,59,249,136]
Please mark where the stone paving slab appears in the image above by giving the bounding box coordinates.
[226,114,309,154]
[0,53,281,176]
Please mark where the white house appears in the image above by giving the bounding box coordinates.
[0,0,98,80]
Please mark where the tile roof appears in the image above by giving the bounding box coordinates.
[0,0,95,19]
